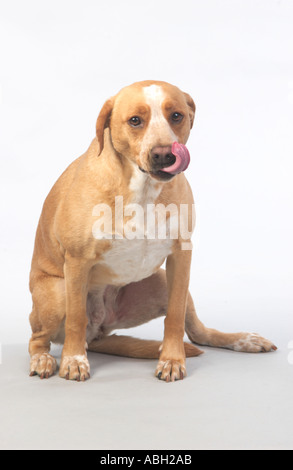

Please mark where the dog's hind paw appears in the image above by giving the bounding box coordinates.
[232,333,277,353]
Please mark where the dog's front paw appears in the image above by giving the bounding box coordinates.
[30,353,57,379]
[155,359,187,382]
[59,354,90,381]
[232,333,277,353]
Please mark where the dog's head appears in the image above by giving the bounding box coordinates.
[96,80,196,182]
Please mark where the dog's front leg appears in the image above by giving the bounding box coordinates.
[59,254,91,381]
[156,249,192,382]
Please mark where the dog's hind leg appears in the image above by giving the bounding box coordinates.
[185,294,277,353]
[90,269,277,360]
[118,269,277,354]
[29,273,66,378]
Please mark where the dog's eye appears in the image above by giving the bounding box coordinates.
[171,112,184,123]
[129,116,142,127]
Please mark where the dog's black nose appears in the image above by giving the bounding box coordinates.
[151,146,176,169]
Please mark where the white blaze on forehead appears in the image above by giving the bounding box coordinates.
[144,85,166,122]
[140,85,178,163]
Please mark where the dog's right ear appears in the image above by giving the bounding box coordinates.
[96,97,115,156]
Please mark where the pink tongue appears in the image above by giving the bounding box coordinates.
[161,142,190,175]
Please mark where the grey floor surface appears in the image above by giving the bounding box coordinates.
[0,342,293,450]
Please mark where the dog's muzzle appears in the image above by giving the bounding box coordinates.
[139,142,191,180]
[160,142,190,175]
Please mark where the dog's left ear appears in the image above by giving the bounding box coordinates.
[183,92,196,130]
[96,96,115,156]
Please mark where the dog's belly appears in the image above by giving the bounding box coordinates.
[99,238,174,286]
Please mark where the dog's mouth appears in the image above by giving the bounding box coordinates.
[139,166,175,181]
[139,143,191,182]
[162,143,191,175]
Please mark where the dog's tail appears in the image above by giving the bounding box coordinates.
[88,334,204,359]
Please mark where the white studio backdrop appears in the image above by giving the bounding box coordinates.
[0,0,292,346]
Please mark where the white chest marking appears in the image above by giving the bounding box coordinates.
[101,237,173,286]
[100,166,173,286]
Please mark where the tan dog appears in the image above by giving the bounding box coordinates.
[29,80,277,382]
